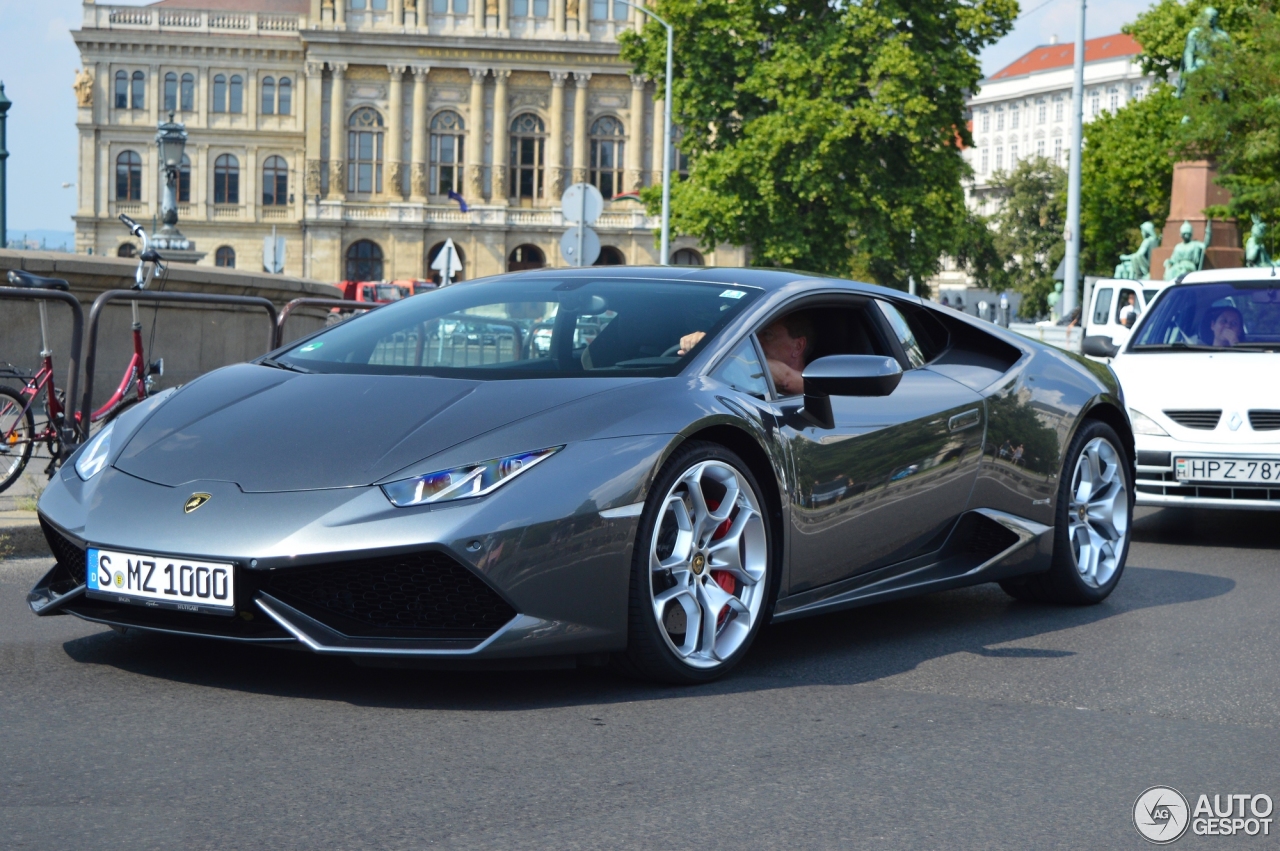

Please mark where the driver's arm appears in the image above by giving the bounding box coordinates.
[678,331,706,355]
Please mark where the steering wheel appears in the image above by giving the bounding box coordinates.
[662,343,684,357]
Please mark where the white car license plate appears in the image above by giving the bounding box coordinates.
[86,548,235,616]
[1175,457,1280,485]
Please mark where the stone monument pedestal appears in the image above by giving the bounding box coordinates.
[1150,161,1243,276]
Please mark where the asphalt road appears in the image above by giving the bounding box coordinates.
[2,507,1278,850]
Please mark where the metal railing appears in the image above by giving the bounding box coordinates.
[0,286,85,449]
[79,290,278,433]
[275,298,378,348]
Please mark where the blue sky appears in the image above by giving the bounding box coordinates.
[1,0,1154,233]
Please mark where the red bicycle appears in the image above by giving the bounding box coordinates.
[0,214,164,493]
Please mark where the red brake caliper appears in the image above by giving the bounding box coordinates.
[705,499,738,627]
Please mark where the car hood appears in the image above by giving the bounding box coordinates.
[113,363,642,492]
[1114,350,1280,441]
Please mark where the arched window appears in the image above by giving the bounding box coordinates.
[509,113,545,200]
[164,72,178,112]
[178,154,191,203]
[261,76,276,115]
[348,107,385,194]
[589,116,625,199]
[214,154,240,204]
[345,240,384,281]
[180,73,195,112]
[429,111,465,195]
[117,243,138,258]
[1108,86,1120,111]
[427,241,466,284]
[131,70,145,109]
[213,74,227,113]
[115,151,142,201]
[229,75,244,113]
[594,246,625,266]
[278,77,292,115]
[507,244,545,272]
[215,246,236,268]
[262,155,288,206]
[115,71,128,109]
[671,248,704,266]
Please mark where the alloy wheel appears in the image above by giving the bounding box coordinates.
[648,460,768,669]
[1067,436,1129,588]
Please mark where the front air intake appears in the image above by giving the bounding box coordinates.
[1164,409,1222,430]
[266,550,517,640]
[1249,410,1280,431]
[39,517,87,585]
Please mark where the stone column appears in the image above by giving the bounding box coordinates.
[547,72,568,199]
[304,61,324,197]
[197,66,209,127]
[571,72,590,185]
[410,66,430,201]
[492,69,511,202]
[335,0,346,28]
[386,64,407,199]
[575,0,587,38]
[328,62,348,198]
[247,69,259,127]
[554,0,565,37]
[625,75,645,192]
[474,0,486,32]
[467,68,487,201]
[391,0,404,28]
[651,90,664,188]
[498,0,509,35]
[149,64,160,124]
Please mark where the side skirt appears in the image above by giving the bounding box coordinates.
[771,508,1052,623]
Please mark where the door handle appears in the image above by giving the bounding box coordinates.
[948,409,981,432]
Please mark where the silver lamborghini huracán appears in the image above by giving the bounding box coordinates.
[29,268,1134,682]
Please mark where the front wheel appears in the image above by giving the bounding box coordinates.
[618,441,775,684]
[0,385,35,494]
[1000,420,1133,604]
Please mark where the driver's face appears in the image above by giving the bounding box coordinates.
[758,320,806,368]
[1212,309,1243,346]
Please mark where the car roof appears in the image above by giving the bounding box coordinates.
[1180,267,1280,285]
[465,264,907,297]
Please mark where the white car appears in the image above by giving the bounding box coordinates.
[1111,267,1280,510]
[1080,278,1172,358]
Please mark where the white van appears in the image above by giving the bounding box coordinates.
[1081,279,1172,358]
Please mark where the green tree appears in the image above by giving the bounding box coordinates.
[987,156,1066,318]
[1179,5,1280,224]
[619,0,1017,288]
[1078,83,1183,275]
[1124,0,1258,79]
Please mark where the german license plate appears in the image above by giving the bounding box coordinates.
[85,548,235,616]
[1175,457,1280,485]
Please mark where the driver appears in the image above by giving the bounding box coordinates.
[678,312,815,396]
[1207,306,1244,347]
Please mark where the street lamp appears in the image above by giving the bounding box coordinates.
[0,82,11,251]
[153,111,191,251]
[617,0,673,265]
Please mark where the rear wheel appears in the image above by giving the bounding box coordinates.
[0,385,35,493]
[619,441,774,684]
[1000,420,1132,604]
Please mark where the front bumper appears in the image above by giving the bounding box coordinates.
[1133,437,1280,510]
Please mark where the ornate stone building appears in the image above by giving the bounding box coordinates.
[71,0,737,281]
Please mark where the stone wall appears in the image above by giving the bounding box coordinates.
[0,250,339,416]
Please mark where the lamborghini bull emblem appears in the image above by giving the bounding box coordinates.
[184,493,212,514]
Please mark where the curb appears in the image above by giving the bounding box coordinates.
[0,515,48,560]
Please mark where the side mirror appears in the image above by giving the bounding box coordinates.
[1081,335,1120,358]
[801,355,903,429]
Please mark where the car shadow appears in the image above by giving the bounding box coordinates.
[1132,506,1280,550]
[59,559,1233,710]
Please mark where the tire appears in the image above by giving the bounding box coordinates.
[617,441,776,684]
[0,384,35,494]
[999,419,1133,605]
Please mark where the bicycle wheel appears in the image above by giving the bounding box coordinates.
[0,384,35,494]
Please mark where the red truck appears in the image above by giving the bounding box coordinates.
[328,279,435,324]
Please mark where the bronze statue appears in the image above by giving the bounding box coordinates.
[1164,220,1211,279]
[1177,6,1230,98]
[1114,221,1160,279]
[1245,215,1275,267]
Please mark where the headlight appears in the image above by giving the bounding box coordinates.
[381,446,562,508]
[74,421,116,480]
[1128,408,1168,437]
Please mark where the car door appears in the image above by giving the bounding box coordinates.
[783,298,986,594]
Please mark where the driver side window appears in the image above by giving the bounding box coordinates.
[712,339,769,400]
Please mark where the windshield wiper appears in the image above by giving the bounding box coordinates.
[260,356,311,373]
[1130,342,1222,352]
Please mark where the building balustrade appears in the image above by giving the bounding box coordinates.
[94,5,303,35]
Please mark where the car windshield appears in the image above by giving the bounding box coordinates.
[278,277,761,378]
[1129,282,1280,352]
